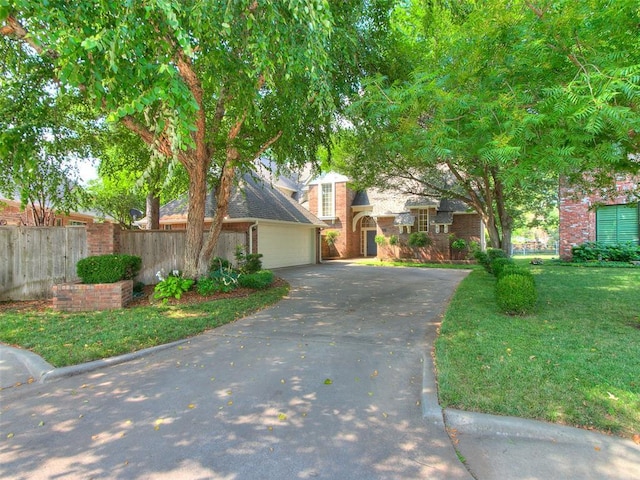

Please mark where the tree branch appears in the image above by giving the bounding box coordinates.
[1,16,44,54]
[120,115,188,165]
[252,131,283,161]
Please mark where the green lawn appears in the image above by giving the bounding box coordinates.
[0,286,288,368]
[436,262,640,438]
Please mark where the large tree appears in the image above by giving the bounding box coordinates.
[336,0,640,252]
[1,1,380,276]
[0,30,93,224]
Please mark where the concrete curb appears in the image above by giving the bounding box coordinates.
[421,351,445,423]
[41,339,190,383]
[0,347,55,388]
[444,408,616,445]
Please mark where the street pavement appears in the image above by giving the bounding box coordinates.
[1,262,639,479]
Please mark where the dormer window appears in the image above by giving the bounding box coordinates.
[320,182,335,218]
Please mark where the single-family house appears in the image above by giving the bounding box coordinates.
[307,172,483,261]
[158,171,326,269]
[558,175,639,260]
[0,197,99,226]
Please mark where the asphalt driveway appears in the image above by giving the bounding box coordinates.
[0,263,472,480]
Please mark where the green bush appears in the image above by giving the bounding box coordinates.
[195,275,237,295]
[490,257,515,277]
[154,273,194,301]
[77,254,141,284]
[408,231,432,248]
[210,256,232,271]
[196,277,217,296]
[238,270,275,290]
[473,250,489,268]
[234,246,263,274]
[208,267,240,293]
[473,247,508,273]
[572,241,640,262]
[495,273,537,315]
[497,265,534,281]
[374,234,387,246]
[324,230,340,246]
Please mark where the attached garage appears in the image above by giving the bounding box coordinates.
[257,223,317,269]
[159,171,326,270]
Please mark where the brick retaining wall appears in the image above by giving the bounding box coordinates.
[53,280,133,312]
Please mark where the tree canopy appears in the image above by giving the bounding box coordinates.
[0,29,95,224]
[2,0,386,276]
[335,0,640,252]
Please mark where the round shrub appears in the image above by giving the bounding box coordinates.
[490,257,515,277]
[497,265,534,281]
[408,231,432,248]
[76,254,141,284]
[238,270,275,290]
[474,247,508,272]
[496,273,537,315]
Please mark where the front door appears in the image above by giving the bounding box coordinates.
[366,230,377,257]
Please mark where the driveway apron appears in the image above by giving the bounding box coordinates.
[0,263,471,480]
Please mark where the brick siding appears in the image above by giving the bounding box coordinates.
[558,176,639,260]
[311,181,482,261]
[53,280,133,312]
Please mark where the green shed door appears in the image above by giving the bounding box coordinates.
[596,204,639,245]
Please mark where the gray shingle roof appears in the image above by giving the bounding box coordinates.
[160,172,325,226]
[351,188,440,216]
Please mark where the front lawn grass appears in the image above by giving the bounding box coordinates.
[0,286,288,368]
[436,264,640,438]
[354,258,479,269]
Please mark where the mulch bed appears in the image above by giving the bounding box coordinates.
[0,277,288,313]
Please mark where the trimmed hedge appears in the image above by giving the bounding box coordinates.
[496,273,537,315]
[76,254,141,284]
[474,247,508,273]
[572,241,640,263]
[490,257,515,277]
[238,270,274,290]
[497,265,534,281]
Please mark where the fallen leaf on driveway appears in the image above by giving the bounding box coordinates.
[324,378,332,385]
[633,434,640,445]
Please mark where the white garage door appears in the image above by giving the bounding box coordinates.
[258,224,316,269]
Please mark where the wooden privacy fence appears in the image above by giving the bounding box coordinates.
[0,226,87,301]
[120,230,244,285]
[0,225,246,301]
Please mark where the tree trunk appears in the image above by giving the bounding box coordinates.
[182,160,208,278]
[198,157,237,276]
[145,193,160,230]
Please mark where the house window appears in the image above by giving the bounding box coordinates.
[320,183,335,218]
[417,209,429,232]
[596,204,639,245]
[69,221,86,226]
[163,224,172,230]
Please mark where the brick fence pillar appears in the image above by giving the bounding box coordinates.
[87,223,121,256]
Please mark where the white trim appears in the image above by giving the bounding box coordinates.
[352,211,371,232]
[318,182,336,219]
[308,171,349,185]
